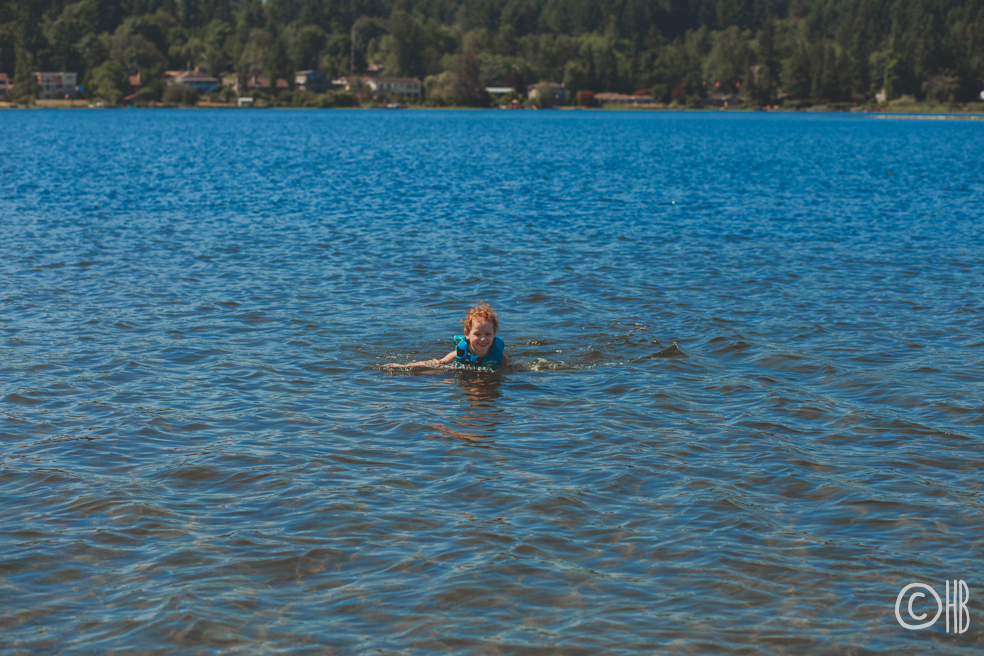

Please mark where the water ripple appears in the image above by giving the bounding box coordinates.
[1,110,982,654]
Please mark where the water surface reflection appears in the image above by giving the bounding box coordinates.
[430,370,504,442]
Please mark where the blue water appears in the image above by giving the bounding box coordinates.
[1,109,982,654]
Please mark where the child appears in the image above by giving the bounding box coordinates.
[384,303,507,370]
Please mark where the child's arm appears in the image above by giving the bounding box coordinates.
[383,351,457,368]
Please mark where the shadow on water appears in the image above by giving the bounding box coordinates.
[430,369,504,443]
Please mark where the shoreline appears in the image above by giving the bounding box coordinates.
[4,99,984,116]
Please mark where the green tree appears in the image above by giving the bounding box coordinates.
[162,82,200,105]
[531,81,556,108]
[170,35,206,70]
[237,28,273,90]
[204,19,237,76]
[493,24,517,56]
[107,30,168,74]
[134,70,166,101]
[423,71,456,105]
[7,0,984,112]
[351,17,387,74]
[116,13,172,55]
[42,1,98,72]
[504,65,526,94]
[783,42,811,100]
[77,33,109,73]
[285,23,327,72]
[321,32,352,78]
[749,18,779,105]
[883,53,902,100]
[267,36,292,92]
[89,59,129,104]
[596,40,619,91]
[387,11,427,77]
[317,89,359,107]
[681,27,711,98]
[704,26,751,93]
[881,20,919,100]
[582,43,597,91]
[923,71,960,104]
[812,42,842,102]
[848,24,871,100]
[455,52,492,106]
[563,60,588,99]
[10,47,39,103]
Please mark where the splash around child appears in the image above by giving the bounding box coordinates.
[383,303,507,370]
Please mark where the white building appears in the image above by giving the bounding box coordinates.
[36,72,78,99]
[485,86,515,100]
[365,77,421,100]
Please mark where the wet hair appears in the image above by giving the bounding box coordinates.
[462,303,499,334]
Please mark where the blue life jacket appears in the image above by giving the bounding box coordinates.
[454,334,505,370]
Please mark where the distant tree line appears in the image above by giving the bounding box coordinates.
[1,0,982,105]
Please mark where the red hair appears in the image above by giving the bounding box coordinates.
[462,303,499,334]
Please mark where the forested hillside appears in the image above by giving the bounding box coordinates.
[2,0,982,105]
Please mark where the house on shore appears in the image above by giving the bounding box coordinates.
[36,72,78,99]
[169,69,220,95]
[485,86,515,101]
[122,72,143,103]
[336,76,421,100]
[295,71,332,93]
[366,77,421,100]
[0,73,9,98]
[222,74,289,95]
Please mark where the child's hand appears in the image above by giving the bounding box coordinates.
[382,363,403,368]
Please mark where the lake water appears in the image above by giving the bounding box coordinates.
[1,108,982,654]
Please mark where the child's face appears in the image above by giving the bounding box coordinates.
[465,320,496,356]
